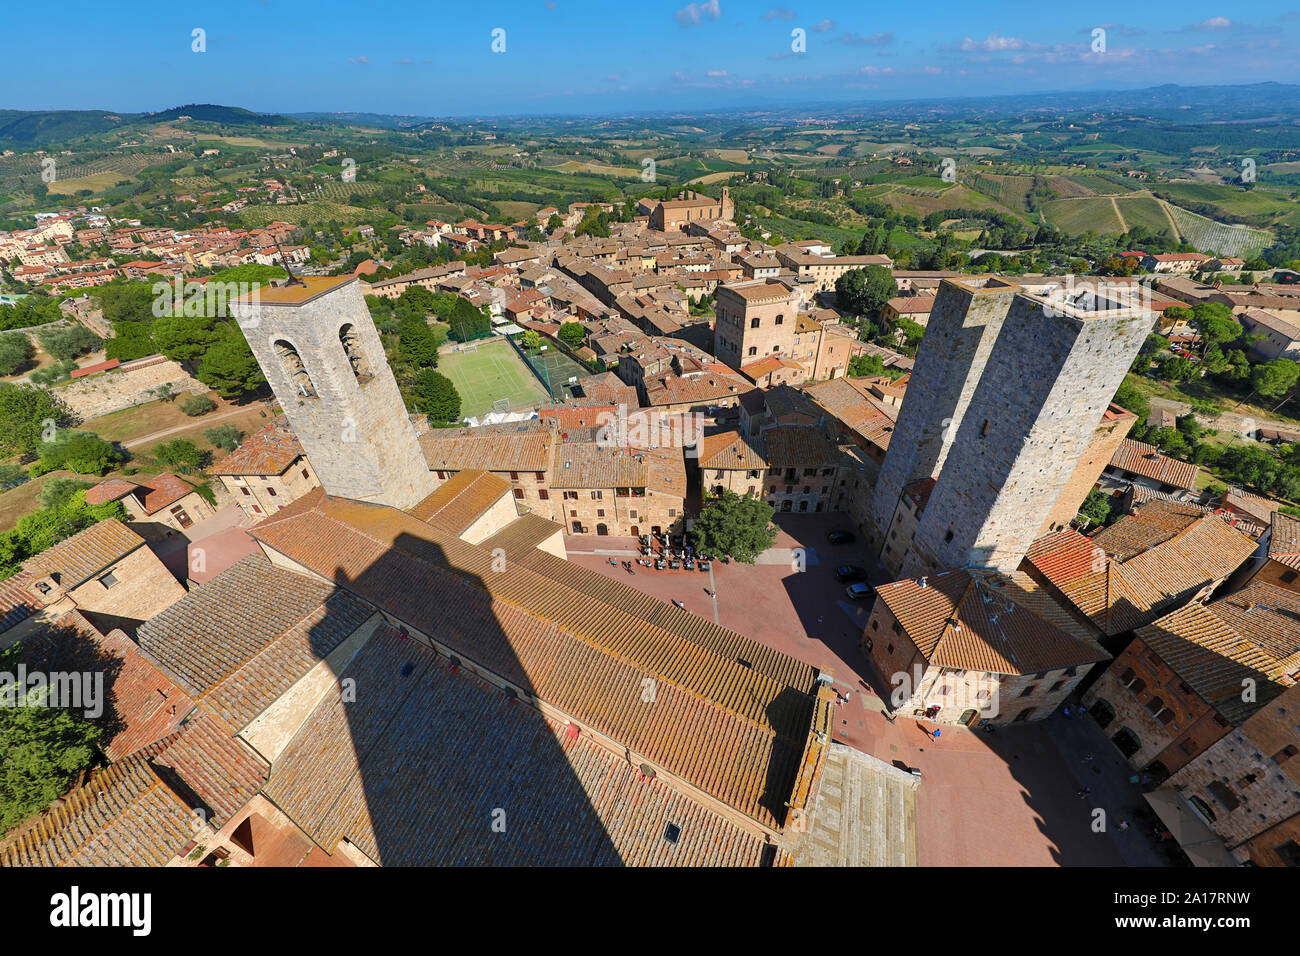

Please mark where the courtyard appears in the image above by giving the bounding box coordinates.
[565,513,1174,867]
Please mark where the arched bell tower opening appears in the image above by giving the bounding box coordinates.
[339,323,373,384]
[273,339,316,399]
[232,275,436,510]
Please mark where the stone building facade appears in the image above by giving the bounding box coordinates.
[1038,404,1137,534]
[211,417,322,520]
[233,276,435,510]
[863,570,1108,727]
[1082,634,1232,775]
[714,280,799,371]
[1160,683,1300,866]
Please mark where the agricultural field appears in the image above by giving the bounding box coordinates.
[317,180,381,202]
[1155,181,1299,225]
[47,169,133,195]
[237,200,370,227]
[1041,196,1125,234]
[171,176,222,191]
[1113,195,1178,235]
[1166,205,1273,257]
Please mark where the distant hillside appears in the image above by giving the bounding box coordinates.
[146,104,288,126]
[0,104,291,148]
[0,109,136,146]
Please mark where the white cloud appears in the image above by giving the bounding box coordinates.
[761,6,795,20]
[706,69,729,76]
[811,19,834,32]
[674,0,722,27]
[959,34,1026,52]
[348,55,369,64]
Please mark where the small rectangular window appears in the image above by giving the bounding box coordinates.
[99,572,118,589]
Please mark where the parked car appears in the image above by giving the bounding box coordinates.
[835,565,866,582]
[845,581,873,601]
[826,530,855,544]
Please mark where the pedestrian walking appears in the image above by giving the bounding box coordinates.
[932,728,941,742]
[1062,705,1073,718]
[1117,821,1129,832]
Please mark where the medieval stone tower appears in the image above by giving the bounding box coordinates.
[233,275,435,510]
[871,277,1151,577]
[871,277,1021,547]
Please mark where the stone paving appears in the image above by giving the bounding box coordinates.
[567,513,1175,867]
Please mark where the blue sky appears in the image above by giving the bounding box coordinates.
[5,1,1299,116]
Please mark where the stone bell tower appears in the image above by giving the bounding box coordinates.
[233,275,435,510]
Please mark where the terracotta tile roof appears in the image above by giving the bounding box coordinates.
[644,370,748,408]
[698,430,768,470]
[0,570,40,632]
[1267,511,1300,571]
[26,519,145,589]
[511,546,817,694]
[1139,588,1299,724]
[264,625,778,865]
[874,570,1109,675]
[85,477,140,505]
[136,553,370,700]
[419,420,555,473]
[1024,504,1257,636]
[762,424,841,468]
[209,416,304,477]
[1109,439,1200,491]
[151,712,269,827]
[575,372,639,406]
[19,611,193,761]
[1207,583,1300,673]
[409,469,513,533]
[478,513,564,558]
[249,495,820,829]
[550,443,685,496]
[741,355,805,379]
[537,403,620,432]
[137,473,196,514]
[802,377,899,449]
[0,735,195,867]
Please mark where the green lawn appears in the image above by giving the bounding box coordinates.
[438,338,548,420]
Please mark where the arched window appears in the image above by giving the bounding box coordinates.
[748,346,757,356]
[775,314,784,325]
[750,317,760,329]
[273,339,316,398]
[339,323,372,383]
[1187,795,1216,824]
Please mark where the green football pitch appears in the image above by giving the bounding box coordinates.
[439,338,549,420]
